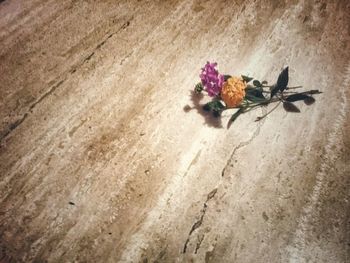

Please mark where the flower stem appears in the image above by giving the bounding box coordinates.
[255,101,282,121]
[261,85,303,89]
[286,86,303,90]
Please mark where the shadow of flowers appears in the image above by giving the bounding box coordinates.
[183,90,223,128]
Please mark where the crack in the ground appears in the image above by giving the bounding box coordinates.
[182,114,265,254]
[83,20,131,63]
[195,234,205,254]
[183,188,217,253]
[221,121,263,177]
[120,51,134,65]
[0,20,132,144]
[29,80,65,111]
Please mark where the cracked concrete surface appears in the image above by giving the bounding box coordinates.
[0,0,350,262]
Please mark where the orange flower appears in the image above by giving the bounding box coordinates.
[221,77,246,108]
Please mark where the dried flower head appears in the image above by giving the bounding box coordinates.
[200,62,224,97]
[221,77,246,108]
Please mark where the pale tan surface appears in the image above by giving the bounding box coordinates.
[0,0,350,262]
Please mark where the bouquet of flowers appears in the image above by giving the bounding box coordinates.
[194,62,322,127]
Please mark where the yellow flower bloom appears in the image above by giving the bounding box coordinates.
[221,77,246,108]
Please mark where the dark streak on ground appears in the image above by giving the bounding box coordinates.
[83,20,131,63]
[0,80,64,144]
[0,20,132,145]
[183,188,217,253]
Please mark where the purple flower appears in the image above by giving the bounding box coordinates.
[200,62,224,97]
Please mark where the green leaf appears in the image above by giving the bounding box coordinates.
[195,83,203,93]
[285,93,310,102]
[285,93,316,105]
[304,96,315,105]
[253,80,262,87]
[224,75,232,81]
[276,67,289,92]
[245,87,265,100]
[202,100,225,112]
[307,89,322,95]
[241,75,253,83]
[270,84,279,98]
[271,67,289,98]
[211,100,225,111]
[227,108,243,128]
[203,103,211,111]
[283,101,300,112]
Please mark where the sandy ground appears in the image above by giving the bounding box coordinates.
[0,0,349,262]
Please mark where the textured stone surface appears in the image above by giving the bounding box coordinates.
[0,0,349,262]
